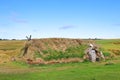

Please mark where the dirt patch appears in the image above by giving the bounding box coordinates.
[26,58,83,65]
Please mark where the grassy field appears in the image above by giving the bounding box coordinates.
[0,60,120,80]
[0,39,120,80]
[96,39,120,50]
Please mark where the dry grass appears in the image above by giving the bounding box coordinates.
[0,39,83,64]
[21,38,83,60]
[0,40,24,63]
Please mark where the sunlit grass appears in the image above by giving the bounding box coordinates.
[0,61,120,80]
[0,39,120,80]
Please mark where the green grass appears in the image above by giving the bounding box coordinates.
[0,39,120,80]
[0,61,120,80]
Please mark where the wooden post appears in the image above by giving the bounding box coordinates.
[26,35,32,41]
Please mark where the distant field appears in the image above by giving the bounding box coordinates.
[0,40,24,63]
[0,40,24,55]
[96,39,120,57]
[0,39,120,80]
[96,39,120,50]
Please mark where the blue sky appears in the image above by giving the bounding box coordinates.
[0,0,120,39]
